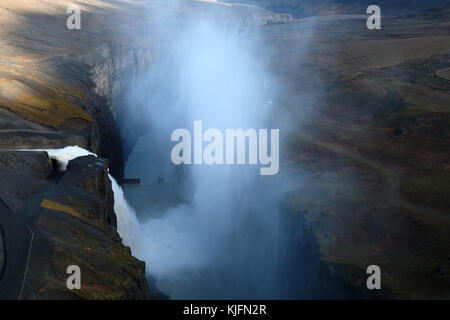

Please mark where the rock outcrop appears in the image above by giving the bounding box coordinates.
[0,151,149,299]
[0,0,152,299]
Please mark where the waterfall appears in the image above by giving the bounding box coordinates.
[109,176,140,250]
[38,146,140,253]
[121,14,302,299]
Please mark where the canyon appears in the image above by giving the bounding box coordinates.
[1,0,449,299]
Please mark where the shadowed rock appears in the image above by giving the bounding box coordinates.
[0,152,149,299]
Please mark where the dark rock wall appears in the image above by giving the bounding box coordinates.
[0,152,150,299]
[0,1,153,299]
[85,43,153,178]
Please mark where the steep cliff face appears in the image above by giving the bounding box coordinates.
[0,0,155,178]
[82,43,153,179]
[87,43,154,166]
[0,0,152,299]
[0,152,150,299]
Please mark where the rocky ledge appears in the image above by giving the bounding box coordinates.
[0,151,149,299]
[0,0,153,299]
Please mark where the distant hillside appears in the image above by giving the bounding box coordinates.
[221,0,450,17]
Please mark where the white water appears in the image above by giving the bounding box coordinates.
[109,177,140,249]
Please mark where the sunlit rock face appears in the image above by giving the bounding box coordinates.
[0,0,155,179]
